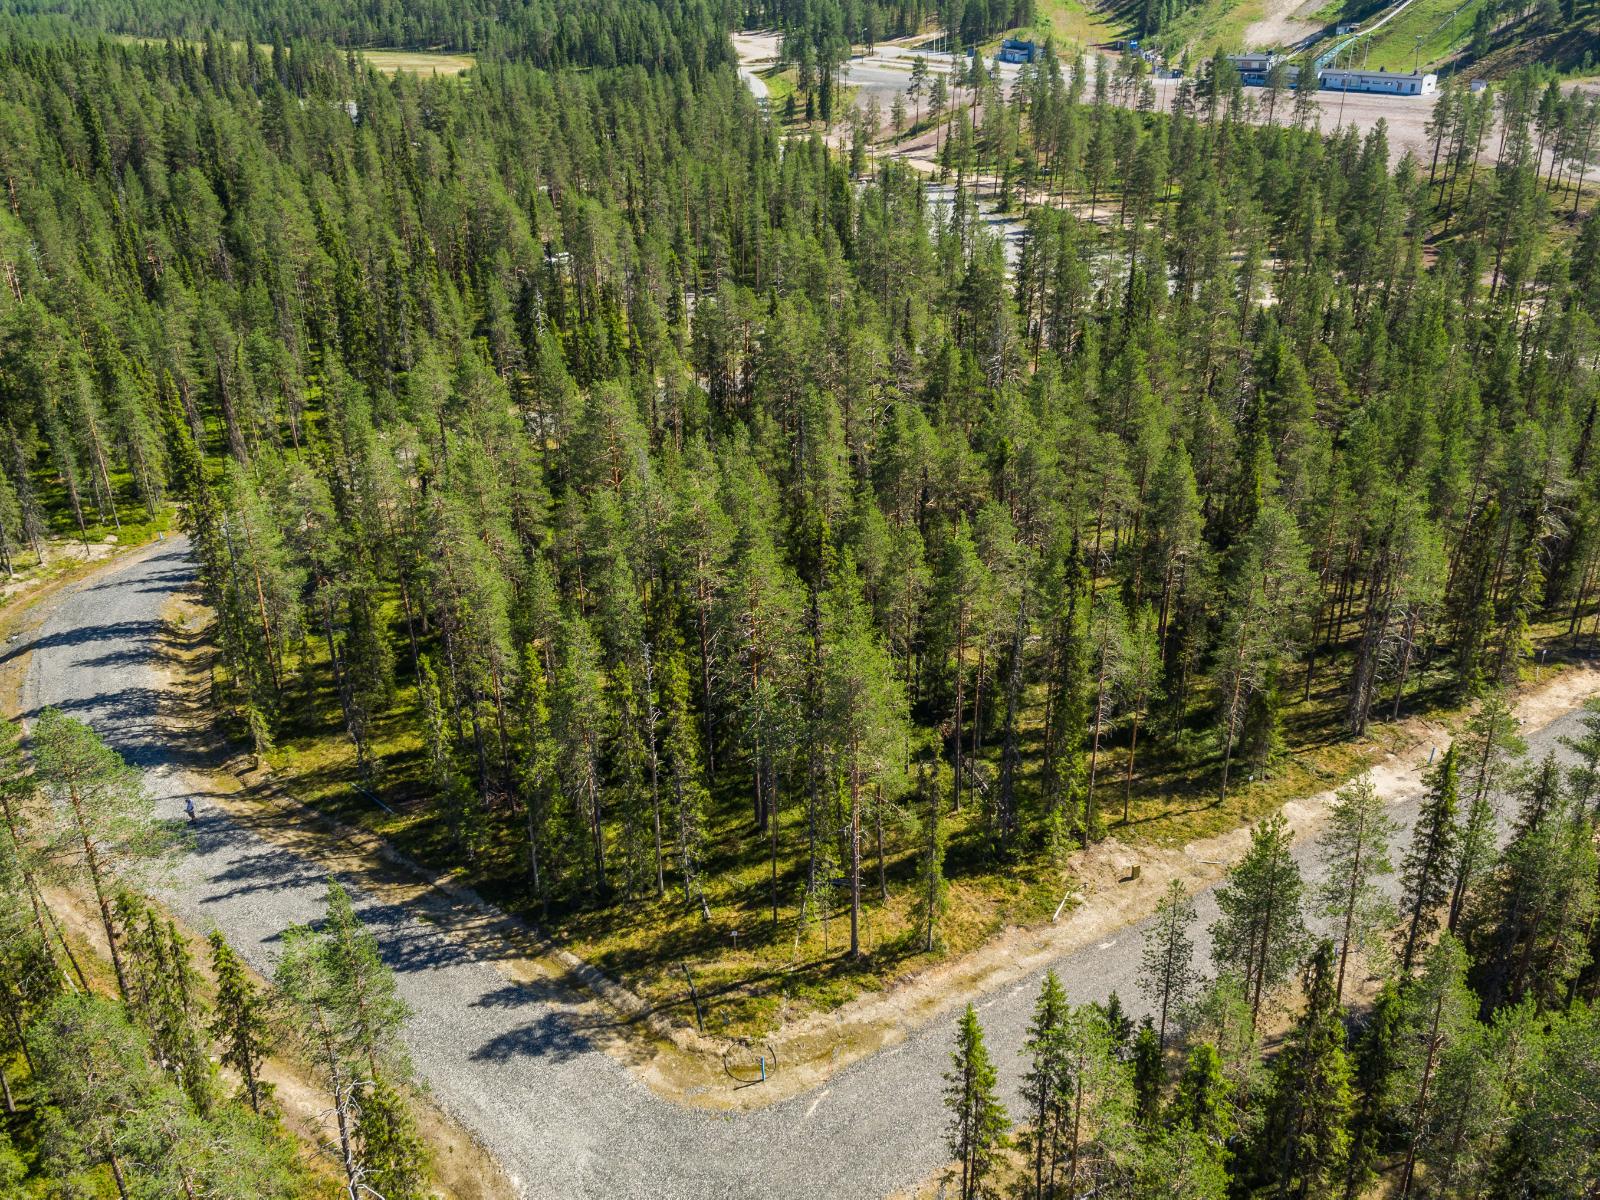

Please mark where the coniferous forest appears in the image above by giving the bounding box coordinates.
[0,0,1598,1193]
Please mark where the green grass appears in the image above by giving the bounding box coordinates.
[2,469,175,615]
[1354,0,1485,71]
[760,66,797,107]
[1025,0,1127,47]
[359,49,476,76]
[1148,0,1273,56]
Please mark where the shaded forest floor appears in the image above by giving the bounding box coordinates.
[243,572,1598,1040]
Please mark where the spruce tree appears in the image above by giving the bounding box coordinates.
[1169,1042,1234,1148]
[122,899,214,1114]
[1020,970,1069,1198]
[945,1003,1009,1200]
[208,930,272,1113]
[1558,696,1600,811]
[1132,1018,1163,1127]
[1465,760,1598,1013]
[1395,935,1477,1199]
[355,1075,429,1200]
[1249,942,1354,1198]
[1397,745,1460,974]
[1343,982,1403,1198]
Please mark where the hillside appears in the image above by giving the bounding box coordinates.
[1074,0,1600,76]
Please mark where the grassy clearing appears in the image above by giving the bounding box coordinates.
[1153,0,1273,55]
[760,65,797,107]
[111,34,474,76]
[360,49,476,76]
[1024,0,1127,48]
[1356,0,1483,71]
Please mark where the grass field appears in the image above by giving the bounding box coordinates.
[1025,0,1127,47]
[1150,0,1275,55]
[359,49,476,76]
[111,34,475,76]
[1354,0,1483,71]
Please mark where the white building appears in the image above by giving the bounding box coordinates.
[1319,66,1437,95]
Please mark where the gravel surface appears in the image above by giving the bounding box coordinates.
[736,32,1454,169]
[22,537,1593,1198]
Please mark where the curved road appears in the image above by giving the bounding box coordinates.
[19,538,1594,1198]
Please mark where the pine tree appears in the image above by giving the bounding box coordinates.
[822,564,909,958]
[515,648,559,912]
[935,520,990,815]
[1084,588,1127,839]
[0,712,80,994]
[1139,879,1198,1047]
[276,881,417,1199]
[1397,745,1460,973]
[208,930,272,1113]
[945,1003,1009,1200]
[912,762,950,954]
[31,709,179,1004]
[1210,814,1309,1022]
[659,646,710,913]
[1315,776,1398,1002]
[1119,604,1161,823]
[1447,693,1525,934]
[1057,1001,1138,1197]
[26,992,155,1195]
[555,615,609,898]
[1213,504,1313,803]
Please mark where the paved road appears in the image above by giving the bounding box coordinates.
[19,538,1591,1198]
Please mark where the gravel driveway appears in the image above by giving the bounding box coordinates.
[20,537,1592,1198]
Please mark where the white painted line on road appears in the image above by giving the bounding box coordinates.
[804,1089,831,1119]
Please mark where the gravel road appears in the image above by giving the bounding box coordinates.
[20,537,1593,1198]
